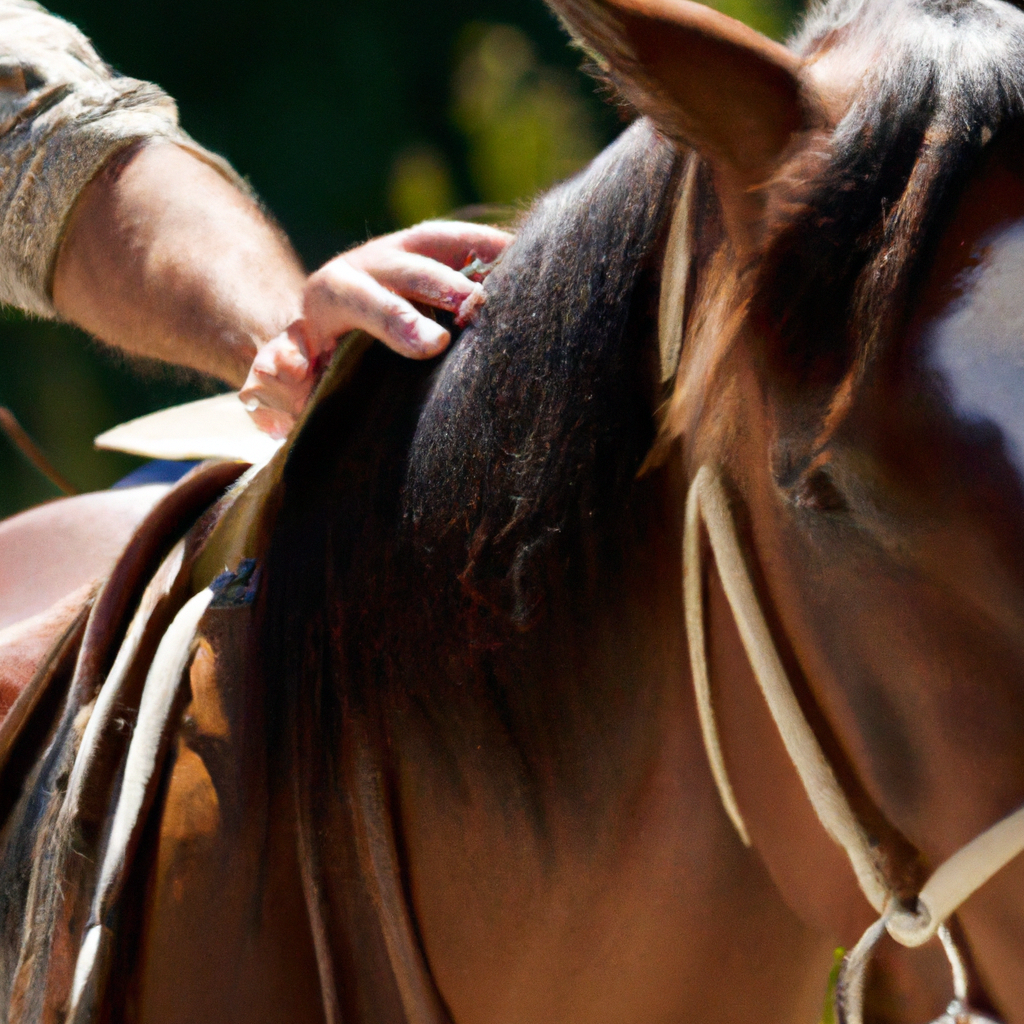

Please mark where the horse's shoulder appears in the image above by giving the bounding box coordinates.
[135,603,325,1024]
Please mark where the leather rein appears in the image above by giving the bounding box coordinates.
[659,171,1024,1024]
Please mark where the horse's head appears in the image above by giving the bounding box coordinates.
[551,0,1024,1016]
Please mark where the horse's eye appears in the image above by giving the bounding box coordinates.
[793,469,847,513]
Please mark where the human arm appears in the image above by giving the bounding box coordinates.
[0,0,268,326]
[0,0,511,432]
[0,0,301,385]
[52,139,304,387]
[57,147,512,435]
[56,138,512,437]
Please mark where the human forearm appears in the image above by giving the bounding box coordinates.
[0,0,514,439]
[0,0,302,383]
[52,141,305,387]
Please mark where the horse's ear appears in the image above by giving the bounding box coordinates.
[548,0,821,245]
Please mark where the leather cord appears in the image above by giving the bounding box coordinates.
[683,466,1022,1023]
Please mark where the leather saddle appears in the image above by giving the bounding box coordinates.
[0,332,450,1024]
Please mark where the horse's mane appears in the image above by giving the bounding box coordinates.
[258,120,679,813]
[751,0,1024,442]
[260,0,1024,819]
[401,119,678,621]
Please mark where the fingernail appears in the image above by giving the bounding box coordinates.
[242,396,261,413]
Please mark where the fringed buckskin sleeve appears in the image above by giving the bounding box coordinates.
[0,0,248,318]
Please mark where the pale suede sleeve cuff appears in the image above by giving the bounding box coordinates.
[0,0,249,318]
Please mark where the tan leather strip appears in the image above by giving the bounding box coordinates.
[658,156,699,384]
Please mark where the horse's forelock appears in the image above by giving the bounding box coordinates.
[745,0,1024,438]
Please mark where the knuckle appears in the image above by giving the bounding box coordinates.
[381,304,417,340]
[306,259,355,301]
[251,347,279,375]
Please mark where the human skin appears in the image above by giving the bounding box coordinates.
[242,220,511,436]
[52,139,511,435]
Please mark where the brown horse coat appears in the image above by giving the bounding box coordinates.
[8,1,1024,1022]
[0,326,830,1024]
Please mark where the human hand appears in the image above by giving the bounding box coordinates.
[239,221,512,438]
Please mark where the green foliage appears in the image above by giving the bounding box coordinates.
[821,948,846,1024]
[0,310,220,514]
[0,0,803,518]
[388,146,458,227]
[705,0,800,38]
[452,23,600,207]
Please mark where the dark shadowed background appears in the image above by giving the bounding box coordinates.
[0,0,801,518]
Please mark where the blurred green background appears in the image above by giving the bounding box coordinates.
[0,0,802,518]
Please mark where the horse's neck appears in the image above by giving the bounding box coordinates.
[384,478,836,1024]
[381,444,833,1024]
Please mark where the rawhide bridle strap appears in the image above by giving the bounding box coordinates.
[684,466,1024,1024]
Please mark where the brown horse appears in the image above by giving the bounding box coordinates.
[4,0,1024,1022]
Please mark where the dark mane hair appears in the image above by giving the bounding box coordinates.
[260,0,1024,822]
[751,0,1024,425]
[259,120,679,814]
[402,119,677,621]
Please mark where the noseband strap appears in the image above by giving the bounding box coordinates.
[684,466,1024,1021]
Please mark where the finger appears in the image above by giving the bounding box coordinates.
[240,331,315,414]
[456,288,487,328]
[396,221,513,267]
[353,250,484,313]
[253,327,311,385]
[238,370,299,437]
[239,333,316,433]
[303,258,451,359]
[245,402,295,440]
[240,362,313,418]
